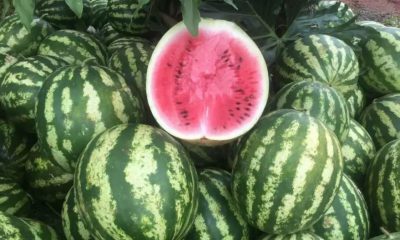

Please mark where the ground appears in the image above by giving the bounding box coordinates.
[342,0,400,26]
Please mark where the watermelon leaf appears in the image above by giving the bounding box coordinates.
[12,0,35,30]
[180,0,201,36]
[65,0,83,18]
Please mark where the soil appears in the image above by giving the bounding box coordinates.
[342,0,400,23]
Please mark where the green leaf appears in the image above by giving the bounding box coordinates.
[247,0,283,28]
[180,0,201,36]
[65,0,83,18]
[12,0,35,30]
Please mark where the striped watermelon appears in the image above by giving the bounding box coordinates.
[341,120,376,186]
[259,232,323,240]
[108,0,152,34]
[0,15,53,56]
[25,144,73,203]
[275,34,359,97]
[345,85,366,118]
[108,44,153,104]
[0,51,17,85]
[38,29,107,65]
[87,0,108,28]
[0,55,68,133]
[185,168,251,239]
[74,123,199,239]
[107,36,152,55]
[232,109,343,234]
[0,176,31,216]
[268,80,350,142]
[35,0,90,29]
[0,119,34,181]
[99,23,128,46]
[36,64,145,172]
[0,212,59,239]
[358,26,400,95]
[366,139,400,232]
[359,93,400,149]
[311,174,370,239]
[315,1,355,28]
[62,188,92,240]
[0,43,12,54]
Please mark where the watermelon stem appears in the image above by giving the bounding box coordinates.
[380,227,392,238]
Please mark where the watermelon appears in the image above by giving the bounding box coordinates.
[37,29,107,65]
[366,139,400,232]
[25,144,73,203]
[0,212,59,239]
[345,85,366,118]
[108,44,153,105]
[62,188,92,240]
[0,119,34,181]
[185,168,251,239]
[107,36,153,55]
[275,34,359,98]
[0,176,31,216]
[108,0,152,34]
[87,0,108,28]
[0,55,68,133]
[315,1,355,28]
[74,123,199,239]
[35,0,90,29]
[147,19,269,145]
[311,174,370,239]
[359,93,400,149]
[358,26,400,95]
[0,15,53,56]
[268,80,350,142]
[36,64,145,172]
[99,23,128,46]
[232,109,343,234]
[0,51,17,85]
[259,232,323,240]
[341,120,376,186]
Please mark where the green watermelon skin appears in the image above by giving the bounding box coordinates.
[0,212,59,240]
[311,174,370,239]
[275,34,359,98]
[74,124,199,240]
[99,23,128,46]
[366,139,400,232]
[268,80,350,142]
[38,30,107,65]
[315,1,355,28]
[62,188,92,240]
[0,119,34,181]
[0,177,31,216]
[108,44,153,104]
[0,15,53,56]
[0,55,68,133]
[359,26,400,95]
[87,0,108,28]
[108,0,151,34]
[107,36,152,55]
[345,85,366,118]
[0,52,18,86]
[185,168,251,240]
[259,232,323,240]
[36,64,145,172]
[359,93,400,149]
[341,120,376,186]
[232,109,343,234]
[35,0,90,29]
[25,143,73,203]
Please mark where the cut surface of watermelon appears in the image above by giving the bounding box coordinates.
[147,19,269,144]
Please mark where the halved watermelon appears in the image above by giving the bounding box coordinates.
[147,19,269,145]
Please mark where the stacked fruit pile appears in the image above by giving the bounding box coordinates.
[0,0,399,239]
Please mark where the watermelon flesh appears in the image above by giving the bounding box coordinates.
[147,19,268,144]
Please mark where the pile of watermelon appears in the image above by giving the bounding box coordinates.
[0,0,399,239]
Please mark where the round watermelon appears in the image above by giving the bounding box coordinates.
[232,109,343,234]
[36,64,145,172]
[366,139,400,232]
[0,176,31,216]
[186,168,251,239]
[74,124,199,239]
